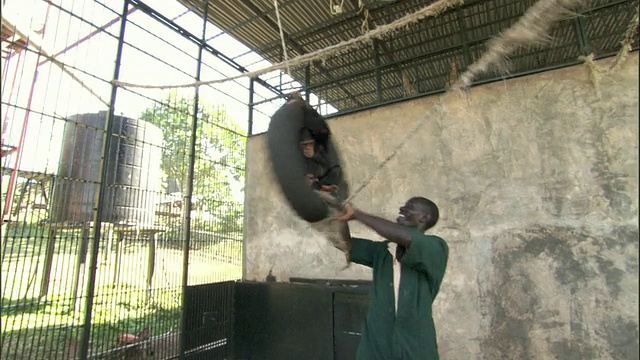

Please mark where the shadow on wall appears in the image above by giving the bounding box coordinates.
[479,224,638,360]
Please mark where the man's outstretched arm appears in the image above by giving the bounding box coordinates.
[350,209,413,248]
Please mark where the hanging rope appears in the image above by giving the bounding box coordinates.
[341,98,446,204]
[608,6,639,72]
[577,53,602,97]
[577,7,638,96]
[330,0,346,15]
[112,0,463,89]
[452,0,581,89]
[360,8,370,34]
[273,0,291,76]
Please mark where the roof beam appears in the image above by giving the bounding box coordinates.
[235,0,363,108]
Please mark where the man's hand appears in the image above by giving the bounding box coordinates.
[332,202,356,222]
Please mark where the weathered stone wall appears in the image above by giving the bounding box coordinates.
[243,54,639,359]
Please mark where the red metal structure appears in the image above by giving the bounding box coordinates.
[1,20,35,222]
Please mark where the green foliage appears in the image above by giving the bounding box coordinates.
[139,92,246,216]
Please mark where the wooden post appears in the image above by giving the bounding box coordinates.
[39,227,57,298]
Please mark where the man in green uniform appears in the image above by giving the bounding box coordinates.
[333,197,448,359]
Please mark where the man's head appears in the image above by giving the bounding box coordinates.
[299,129,315,158]
[396,196,439,232]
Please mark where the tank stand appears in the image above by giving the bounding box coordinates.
[39,222,115,306]
[110,225,167,299]
[38,222,165,306]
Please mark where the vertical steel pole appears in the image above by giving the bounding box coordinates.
[179,0,208,358]
[78,1,130,359]
[374,42,382,103]
[574,16,591,55]
[457,7,472,67]
[242,76,254,285]
[248,78,254,136]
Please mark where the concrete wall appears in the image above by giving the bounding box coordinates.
[243,54,639,359]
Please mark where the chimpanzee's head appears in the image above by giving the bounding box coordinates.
[299,128,315,158]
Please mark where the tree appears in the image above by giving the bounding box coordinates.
[140,92,245,230]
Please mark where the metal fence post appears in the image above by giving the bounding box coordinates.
[373,42,382,103]
[78,1,130,359]
[457,6,472,67]
[574,16,592,55]
[248,77,255,136]
[179,0,209,358]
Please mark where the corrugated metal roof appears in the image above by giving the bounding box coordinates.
[179,0,639,113]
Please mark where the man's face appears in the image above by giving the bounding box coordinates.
[396,199,424,228]
[300,140,315,158]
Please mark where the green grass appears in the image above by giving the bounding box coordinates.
[1,289,181,359]
[1,216,242,360]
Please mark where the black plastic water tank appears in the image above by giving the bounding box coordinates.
[50,111,163,225]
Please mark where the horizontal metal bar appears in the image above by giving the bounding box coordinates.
[322,42,584,106]
[305,42,473,92]
[324,49,636,118]
[304,8,573,90]
[313,37,585,99]
[250,93,290,107]
[288,277,372,287]
[580,0,632,14]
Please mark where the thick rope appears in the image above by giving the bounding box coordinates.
[344,0,585,204]
[608,6,639,72]
[361,8,370,34]
[273,0,291,76]
[577,53,602,97]
[452,0,582,89]
[112,0,463,89]
[341,99,445,204]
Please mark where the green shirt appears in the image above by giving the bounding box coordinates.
[350,229,449,360]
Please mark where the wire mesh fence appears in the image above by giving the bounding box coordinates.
[1,1,245,358]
